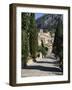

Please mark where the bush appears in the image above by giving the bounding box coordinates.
[44,47,48,51]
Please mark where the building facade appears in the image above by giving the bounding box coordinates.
[38,29,55,57]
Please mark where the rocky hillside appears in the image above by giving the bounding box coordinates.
[36,14,63,32]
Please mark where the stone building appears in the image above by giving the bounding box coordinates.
[36,14,62,58]
[38,29,55,57]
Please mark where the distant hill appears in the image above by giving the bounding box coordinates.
[36,14,63,32]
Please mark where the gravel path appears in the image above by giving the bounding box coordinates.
[21,57,63,77]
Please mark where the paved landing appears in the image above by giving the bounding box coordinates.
[21,57,63,77]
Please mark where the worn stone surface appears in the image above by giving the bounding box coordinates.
[21,57,63,77]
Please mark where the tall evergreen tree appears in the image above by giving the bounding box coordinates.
[29,13,38,62]
[22,13,29,31]
[21,13,29,68]
[22,31,29,67]
[52,17,63,70]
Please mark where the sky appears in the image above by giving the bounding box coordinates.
[35,13,45,20]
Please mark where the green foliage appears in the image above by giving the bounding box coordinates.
[38,46,42,52]
[41,40,47,57]
[41,47,47,57]
[44,47,48,51]
[22,31,29,67]
[41,40,44,47]
[29,13,38,60]
[22,13,30,31]
[38,40,48,58]
[21,13,30,67]
[52,18,63,64]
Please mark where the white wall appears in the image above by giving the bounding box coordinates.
[0,0,72,90]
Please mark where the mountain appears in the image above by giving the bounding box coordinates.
[36,14,63,32]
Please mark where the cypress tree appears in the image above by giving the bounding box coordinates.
[29,13,38,62]
[52,17,63,69]
[22,31,29,67]
[21,13,29,68]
